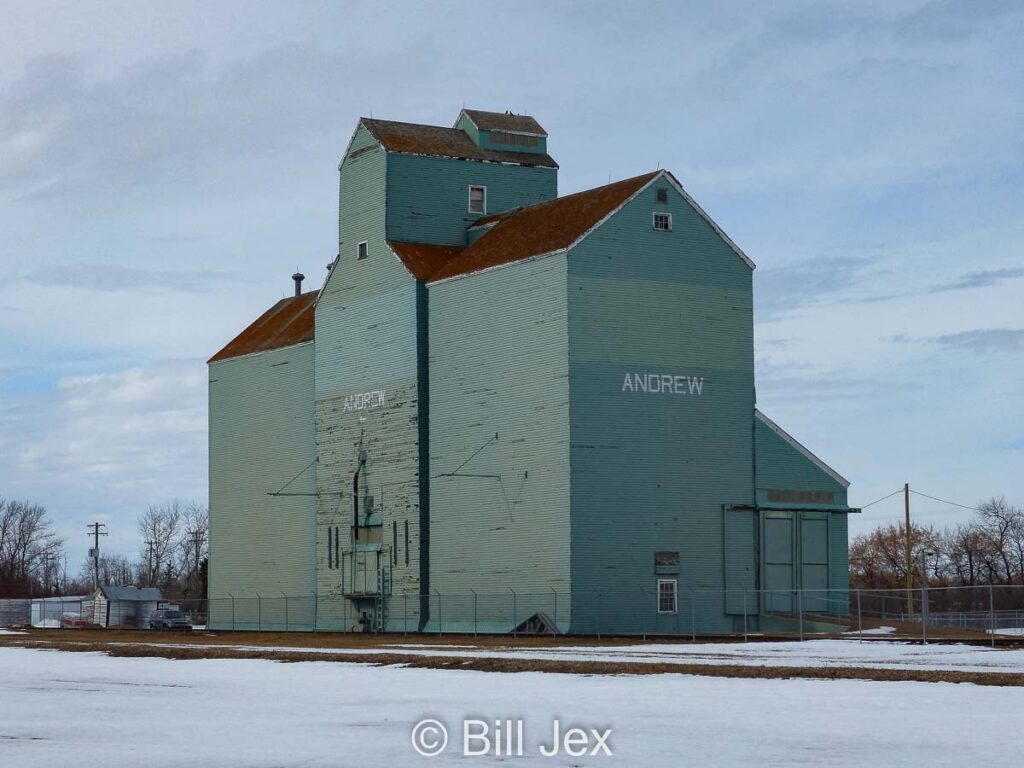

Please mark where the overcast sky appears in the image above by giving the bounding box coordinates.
[1,0,1021,567]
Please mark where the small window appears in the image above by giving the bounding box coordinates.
[657,579,678,614]
[653,212,672,231]
[357,241,368,260]
[468,185,487,215]
[656,187,669,204]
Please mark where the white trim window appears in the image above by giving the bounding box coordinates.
[468,185,487,215]
[357,241,368,260]
[657,578,678,614]
[652,212,672,232]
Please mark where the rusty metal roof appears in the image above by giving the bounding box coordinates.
[361,118,557,168]
[388,241,462,280]
[209,291,317,363]
[430,171,661,282]
[461,109,547,136]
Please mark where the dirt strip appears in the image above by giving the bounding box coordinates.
[4,636,1024,687]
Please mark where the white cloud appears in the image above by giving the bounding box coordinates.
[0,361,207,561]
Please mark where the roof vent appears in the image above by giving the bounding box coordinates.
[292,271,305,296]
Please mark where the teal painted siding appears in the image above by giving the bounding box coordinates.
[316,132,425,631]
[754,413,849,509]
[829,511,850,613]
[208,342,317,629]
[428,255,571,632]
[455,113,479,145]
[338,125,386,260]
[724,509,757,615]
[476,129,548,155]
[567,180,755,634]
[385,154,556,246]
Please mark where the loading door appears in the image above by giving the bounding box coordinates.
[800,513,830,612]
[763,513,794,612]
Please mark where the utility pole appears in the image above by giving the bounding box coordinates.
[86,522,108,591]
[904,483,913,620]
[145,540,156,586]
[188,529,205,595]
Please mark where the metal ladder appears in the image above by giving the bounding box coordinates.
[373,563,390,632]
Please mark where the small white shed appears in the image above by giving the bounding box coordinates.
[87,587,163,628]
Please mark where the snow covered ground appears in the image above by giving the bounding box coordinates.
[0,646,1020,767]
[99,637,1024,674]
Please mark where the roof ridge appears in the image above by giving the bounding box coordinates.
[429,170,662,283]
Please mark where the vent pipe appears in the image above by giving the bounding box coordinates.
[292,271,305,296]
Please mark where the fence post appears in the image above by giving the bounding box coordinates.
[283,593,289,633]
[313,593,318,633]
[921,584,927,645]
[257,593,262,633]
[436,590,442,635]
[989,583,996,647]
[551,586,557,636]
[856,589,862,643]
[511,588,517,638]
[403,593,408,635]
[796,589,804,642]
[690,587,696,642]
[743,590,748,642]
[229,593,235,632]
[471,589,478,637]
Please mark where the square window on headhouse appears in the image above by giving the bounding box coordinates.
[656,187,669,204]
[652,212,672,231]
[357,241,368,260]
[468,185,487,215]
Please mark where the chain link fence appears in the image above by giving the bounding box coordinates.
[12,586,1024,641]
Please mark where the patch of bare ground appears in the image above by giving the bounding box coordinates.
[3,634,1024,687]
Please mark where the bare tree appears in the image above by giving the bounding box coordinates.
[75,553,136,589]
[177,502,209,599]
[137,501,183,588]
[853,497,1024,590]
[0,499,65,595]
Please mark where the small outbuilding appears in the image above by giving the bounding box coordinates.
[85,587,163,628]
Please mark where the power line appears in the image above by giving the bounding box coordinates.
[910,489,983,513]
[858,488,904,509]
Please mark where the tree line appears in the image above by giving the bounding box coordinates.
[0,497,207,600]
[850,497,1024,590]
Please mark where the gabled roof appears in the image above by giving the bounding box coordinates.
[387,241,462,280]
[430,171,661,282]
[209,291,317,363]
[460,109,547,136]
[98,586,163,602]
[360,118,557,169]
[755,409,850,488]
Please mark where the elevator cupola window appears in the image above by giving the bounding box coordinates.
[468,185,487,215]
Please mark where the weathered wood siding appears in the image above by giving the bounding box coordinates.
[207,342,317,629]
[385,154,556,246]
[428,255,571,632]
[566,181,755,634]
[316,131,424,630]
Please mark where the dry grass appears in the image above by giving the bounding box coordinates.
[2,630,1023,687]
